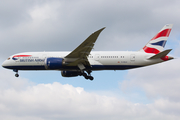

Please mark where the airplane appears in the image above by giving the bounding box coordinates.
[2,24,174,80]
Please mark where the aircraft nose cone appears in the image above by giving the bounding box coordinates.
[2,61,6,68]
[2,60,8,68]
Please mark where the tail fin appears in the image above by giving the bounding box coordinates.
[140,24,173,54]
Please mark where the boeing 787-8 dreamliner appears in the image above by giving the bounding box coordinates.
[2,24,174,80]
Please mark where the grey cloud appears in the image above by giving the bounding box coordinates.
[0,0,33,28]
[1,0,180,59]
[120,58,180,102]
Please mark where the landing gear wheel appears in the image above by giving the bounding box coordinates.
[85,76,89,80]
[15,74,19,77]
[82,73,89,80]
[89,76,94,81]
[82,73,87,77]
[81,70,94,80]
[13,69,19,77]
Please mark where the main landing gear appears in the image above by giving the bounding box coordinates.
[81,70,94,80]
[13,69,19,77]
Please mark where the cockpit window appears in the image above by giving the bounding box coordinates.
[7,57,10,60]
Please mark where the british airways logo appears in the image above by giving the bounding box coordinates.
[12,55,32,60]
[12,55,45,63]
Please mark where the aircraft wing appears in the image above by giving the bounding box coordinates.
[65,27,105,69]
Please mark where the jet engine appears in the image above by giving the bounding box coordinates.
[61,71,82,77]
[45,57,64,70]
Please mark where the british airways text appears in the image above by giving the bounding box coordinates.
[20,59,45,62]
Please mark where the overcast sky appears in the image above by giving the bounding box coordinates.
[1,0,180,120]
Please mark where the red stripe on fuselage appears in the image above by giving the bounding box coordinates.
[151,29,171,40]
[143,46,160,54]
[13,55,32,58]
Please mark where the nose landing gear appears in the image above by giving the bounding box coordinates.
[13,69,19,77]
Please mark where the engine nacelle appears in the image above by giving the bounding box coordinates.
[61,71,81,77]
[45,57,64,70]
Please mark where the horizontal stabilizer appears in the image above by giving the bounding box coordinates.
[148,49,172,59]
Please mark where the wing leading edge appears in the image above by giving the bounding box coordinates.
[64,27,105,69]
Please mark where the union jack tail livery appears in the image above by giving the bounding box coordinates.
[140,24,173,54]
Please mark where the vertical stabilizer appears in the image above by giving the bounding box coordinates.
[140,24,173,54]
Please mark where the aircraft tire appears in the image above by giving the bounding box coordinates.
[15,74,19,77]
[85,76,89,79]
[89,76,94,80]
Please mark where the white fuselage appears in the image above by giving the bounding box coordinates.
[2,51,164,71]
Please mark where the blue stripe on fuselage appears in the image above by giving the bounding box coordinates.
[91,65,142,70]
[3,65,142,70]
[3,65,46,70]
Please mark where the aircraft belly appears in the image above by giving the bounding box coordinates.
[3,65,46,70]
[90,59,143,70]
[91,65,142,70]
